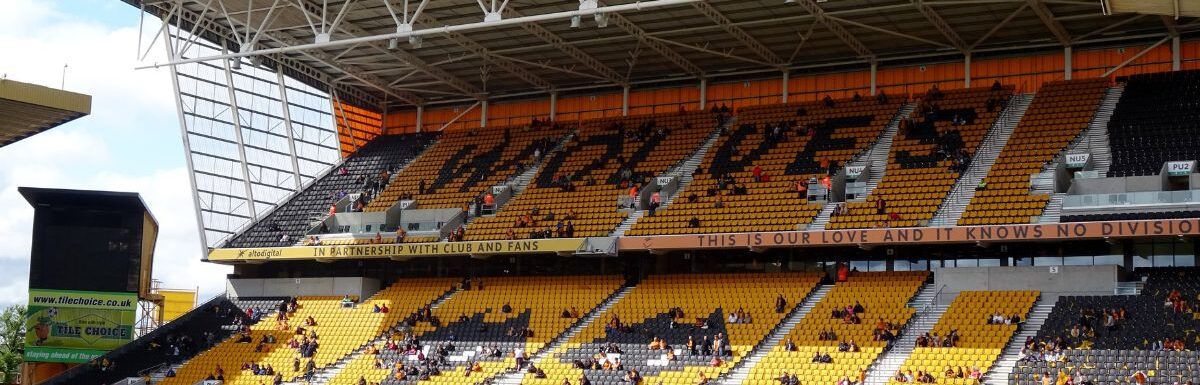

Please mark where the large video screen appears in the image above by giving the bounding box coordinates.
[24,289,137,363]
[28,207,142,293]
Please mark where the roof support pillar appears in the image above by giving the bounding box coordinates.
[870,61,878,96]
[1103,35,1172,77]
[1064,46,1073,80]
[221,56,259,219]
[699,78,708,110]
[964,52,972,88]
[1172,36,1181,71]
[622,86,630,116]
[781,71,790,103]
[549,91,558,121]
[274,70,304,190]
[415,105,424,132]
[480,99,489,128]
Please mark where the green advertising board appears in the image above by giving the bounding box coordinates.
[24,289,137,363]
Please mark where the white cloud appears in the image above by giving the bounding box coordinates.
[0,0,230,307]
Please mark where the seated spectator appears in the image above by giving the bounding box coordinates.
[502,302,513,313]
[341,295,354,308]
[688,216,701,228]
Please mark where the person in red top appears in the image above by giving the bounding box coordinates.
[752,165,763,182]
[484,192,495,206]
[795,180,808,200]
[628,185,639,209]
[328,204,336,216]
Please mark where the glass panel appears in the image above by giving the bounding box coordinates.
[977,258,1002,267]
[1094,254,1123,266]
[1034,256,1063,266]
[1064,256,1093,265]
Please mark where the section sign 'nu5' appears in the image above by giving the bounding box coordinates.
[25,289,137,363]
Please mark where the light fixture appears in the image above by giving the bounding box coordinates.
[409,35,423,49]
[570,15,581,28]
[785,0,795,3]
[315,32,331,44]
[388,38,398,50]
[594,13,608,28]
[230,58,241,70]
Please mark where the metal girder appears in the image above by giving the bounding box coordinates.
[970,3,1027,49]
[793,0,875,59]
[158,2,382,107]
[1163,15,1180,36]
[289,0,483,98]
[915,0,968,52]
[1027,0,1072,46]
[600,1,705,78]
[503,7,627,86]
[413,14,553,91]
[690,1,784,66]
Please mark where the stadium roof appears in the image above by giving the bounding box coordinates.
[129,0,1198,108]
[0,79,91,148]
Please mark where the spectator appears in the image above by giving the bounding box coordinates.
[752,165,763,182]
[688,216,701,228]
[649,190,662,214]
[795,179,807,200]
[395,228,406,244]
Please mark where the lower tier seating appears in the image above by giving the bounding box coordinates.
[160,279,456,385]
[521,273,822,385]
[889,291,1038,385]
[745,272,928,385]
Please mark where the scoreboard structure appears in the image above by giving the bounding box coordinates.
[18,188,158,380]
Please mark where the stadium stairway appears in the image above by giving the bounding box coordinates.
[459,130,576,235]
[861,284,942,385]
[858,101,918,202]
[980,297,1056,385]
[1036,193,1066,223]
[492,285,636,385]
[611,120,725,237]
[928,93,1034,227]
[718,284,834,385]
[1085,86,1122,177]
[809,101,915,231]
[295,288,461,385]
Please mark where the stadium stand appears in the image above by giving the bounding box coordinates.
[888,290,1038,385]
[323,276,624,385]
[826,86,1014,229]
[159,278,456,385]
[226,133,439,248]
[1012,267,1200,385]
[959,79,1109,225]
[745,271,928,385]
[626,97,902,235]
[366,122,572,212]
[40,297,250,385]
[520,273,822,385]
[463,111,718,240]
[1107,70,1200,177]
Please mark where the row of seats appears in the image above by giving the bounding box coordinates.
[523,273,823,385]
[745,272,929,385]
[367,123,572,211]
[627,98,901,236]
[161,279,457,385]
[1108,69,1200,177]
[959,79,1109,225]
[827,86,1014,229]
[1061,210,1200,223]
[229,134,439,248]
[465,111,718,240]
[889,291,1038,385]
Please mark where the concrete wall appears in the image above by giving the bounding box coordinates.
[227,277,381,300]
[1068,175,1164,194]
[933,265,1118,304]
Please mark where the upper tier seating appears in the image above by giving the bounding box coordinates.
[827,86,1014,230]
[464,111,718,240]
[1108,70,1200,177]
[521,273,822,385]
[325,276,623,385]
[889,291,1038,385]
[367,123,572,211]
[627,97,902,235]
[160,279,456,385]
[745,272,928,385]
[1014,268,1200,385]
[227,133,438,248]
[960,79,1109,225]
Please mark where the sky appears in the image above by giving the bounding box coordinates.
[0,0,232,307]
